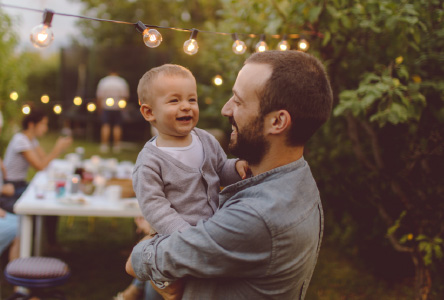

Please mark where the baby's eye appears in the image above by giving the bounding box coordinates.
[189,98,197,103]
[169,99,179,103]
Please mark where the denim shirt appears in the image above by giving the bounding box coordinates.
[131,157,323,300]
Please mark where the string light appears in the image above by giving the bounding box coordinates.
[1,4,320,56]
[118,99,127,108]
[105,97,115,107]
[213,75,223,86]
[10,91,18,101]
[22,105,31,115]
[73,96,82,106]
[231,33,247,55]
[297,38,309,52]
[135,21,162,48]
[53,104,62,114]
[30,9,54,48]
[183,29,199,55]
[41,94,49,103]
[255,34,268,52]
[87,102,96,112]
[277,34,289,51]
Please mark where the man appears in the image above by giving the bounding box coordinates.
[126,50,333,299]
[96,72,130,154]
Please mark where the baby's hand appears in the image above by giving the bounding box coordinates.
[235,160,250,180]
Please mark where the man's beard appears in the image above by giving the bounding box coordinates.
[228,116,269,166]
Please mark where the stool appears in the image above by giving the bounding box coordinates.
[4,257,70,300]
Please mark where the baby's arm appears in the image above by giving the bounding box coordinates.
[133,164,190,235]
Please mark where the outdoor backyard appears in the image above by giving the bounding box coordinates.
[1,0,443,299]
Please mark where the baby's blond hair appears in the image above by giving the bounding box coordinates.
[137,64,195,105]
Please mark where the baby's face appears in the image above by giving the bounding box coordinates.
[149,74,199,138]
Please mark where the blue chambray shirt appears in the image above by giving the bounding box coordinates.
[131,157,323,300]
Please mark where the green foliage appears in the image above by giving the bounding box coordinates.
[0,11,28,153]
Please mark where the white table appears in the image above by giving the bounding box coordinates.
[13,160,142,258]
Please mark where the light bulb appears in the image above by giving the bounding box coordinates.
[87,103,96,112]
[10,91,18,101]
[255,34,268,52]
[22,105,31,115]
[277,35,289,51]
[118,99,127,108]
[213,75,223,86]
[297,39,309,51]
[143,28,162,48]
[30,10,55,48]
[73,96,82,106]
[106,98,115,107]
[231,33,247,55]
[53,105,62,114]
[184,29,199,55]
[41,95,49,103]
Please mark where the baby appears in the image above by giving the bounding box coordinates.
[132,64,247,298]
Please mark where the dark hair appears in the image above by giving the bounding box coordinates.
[22,108,47,130]
[246,50,333,146]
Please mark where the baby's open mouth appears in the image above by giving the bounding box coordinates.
[177,116,192,121]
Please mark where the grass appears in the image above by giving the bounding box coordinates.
[1,132,416,299]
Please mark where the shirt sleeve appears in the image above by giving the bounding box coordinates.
[15,135,35,153]
[133,164,191,235]
[131,200,271,287]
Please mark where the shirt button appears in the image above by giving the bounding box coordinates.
[164,282,170,287]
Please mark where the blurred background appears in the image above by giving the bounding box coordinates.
[0,0,443,299]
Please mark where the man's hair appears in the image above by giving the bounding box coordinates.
[246,50,333,146]
[137,64,195,105]
[22,108,46,130]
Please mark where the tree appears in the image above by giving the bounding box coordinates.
[0,10,28,153]
[197,0,443,299]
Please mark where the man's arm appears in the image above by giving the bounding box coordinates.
[128,201,271,285]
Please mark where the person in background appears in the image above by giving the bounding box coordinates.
[96,72,130,154]
[126,50,333,299]
[3,108,72,252]
[0,110,19,262]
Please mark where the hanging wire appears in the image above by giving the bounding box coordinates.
[0,3,322,39]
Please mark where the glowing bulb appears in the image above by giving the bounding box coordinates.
[213,75,223,86]
[184,29,199,55]
[255,34,268,52]
[106,98,115,107]
[277,36,290,51]
[231,33,247,55]
[53,105,62,114]
[297,39,309,51]
[73,96,82,106]
[87,102,96,112]
[30,24,54,48]
[41,94,49,103]
[22,105,31,115]
[143,28,162,48]
[118,99,127,109]
[10,91,18,101]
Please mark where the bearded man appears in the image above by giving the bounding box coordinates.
[126,50,333,300]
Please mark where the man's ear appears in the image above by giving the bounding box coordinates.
[267,110,291,135]
[140,104,155,122]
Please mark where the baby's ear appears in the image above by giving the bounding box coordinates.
[140,104,155,122]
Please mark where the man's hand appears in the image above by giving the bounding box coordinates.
[1,183,15,197]
[235,160,250,179]
[151,279,185,300]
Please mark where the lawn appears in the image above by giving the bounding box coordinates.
[1,132,415,299]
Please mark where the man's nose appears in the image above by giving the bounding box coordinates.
[221,98,233,117]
